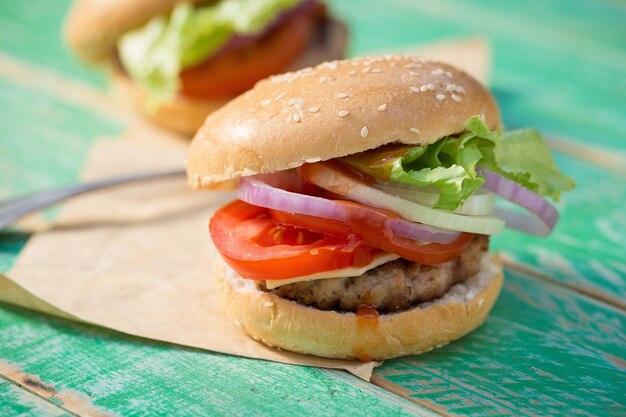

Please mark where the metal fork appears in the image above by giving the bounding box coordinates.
[0,170,185,230]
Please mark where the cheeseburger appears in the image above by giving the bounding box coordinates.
[64,0,347,135]
[187,55,574,360]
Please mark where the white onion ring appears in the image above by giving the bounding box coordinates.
[303,163,505,235]
[478,168,559,235]
[374,183,495,216]
[238,175,462,244]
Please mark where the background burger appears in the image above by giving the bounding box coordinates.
[64,0,347,135]
[187,55,574,360]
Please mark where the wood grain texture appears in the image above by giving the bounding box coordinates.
[0,361,113,417]
[0,304,430,417]
[491,153,626,302]
[0,379,72,417]
[0,1,106,87]
[0,78,121,199]
[374,267,626,417]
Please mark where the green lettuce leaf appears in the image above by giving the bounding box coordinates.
[481,128,576,200]
[342,116,575,211]
[118,0,300,100]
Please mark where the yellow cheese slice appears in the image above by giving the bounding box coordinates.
[265,252,400,289]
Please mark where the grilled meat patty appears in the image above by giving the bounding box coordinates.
[260,235,489,313]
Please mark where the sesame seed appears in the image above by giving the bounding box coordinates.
[360,126,369,138]
[275,92,285,101]
[436,94,446,100]
[288,98,296,106]
[338,110,349,117]
[377,104,387,111]
[409,71,418,76]
[264,301,274,307]
[431,68,445,76]
[451,94,462,102]
[324,61,338,70]
[319,76,329,83]
[478,298,485,307]
[261,99,271,106]
[348,70,357,76]
[363,67,371,73]
[410,86,420,93]
[446,84,466,94]
[308,106,320,113]
[371,68,382,73]
[293,113,301,122]
[420,83,434,92]
[446,71,453,77]
[336,92,349,99]
[410,127,420,134]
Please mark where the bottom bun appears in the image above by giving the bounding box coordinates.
[215,253,503,360]
[112,17,348,136]
[111,74,227,136]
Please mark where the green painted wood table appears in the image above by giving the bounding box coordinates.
[1,1,625,416]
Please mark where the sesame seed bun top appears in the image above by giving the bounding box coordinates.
[64,0,211,63]
[186,55,501,188]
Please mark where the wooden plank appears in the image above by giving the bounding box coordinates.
[372,267,626,417]
[491,153,626,303]
[0,379,72,417]
[0,1,106,87]
[0,304,436,417]
[0,78,122,199]
[0,52,125,122]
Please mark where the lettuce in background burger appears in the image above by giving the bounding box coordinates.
[64,0,347,135]
[186,55,574,360]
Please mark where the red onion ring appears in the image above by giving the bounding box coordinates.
[238,174,462,244]
[478,167,559,235]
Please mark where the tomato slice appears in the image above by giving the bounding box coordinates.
[210,200,381,280]
[269,201,475,265]
[180,8,319,99]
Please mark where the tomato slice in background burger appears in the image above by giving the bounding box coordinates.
[269,201,475,265]
[180,10,317,99]
[210,200,381,280]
